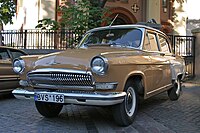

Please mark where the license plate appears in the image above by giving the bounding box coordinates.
[34,93,64,103]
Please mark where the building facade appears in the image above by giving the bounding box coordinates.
[104,0,174,34]
[12,0,189,35]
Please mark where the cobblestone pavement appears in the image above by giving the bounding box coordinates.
[0,83,199,133]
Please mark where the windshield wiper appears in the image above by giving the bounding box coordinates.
[87,43,112,47]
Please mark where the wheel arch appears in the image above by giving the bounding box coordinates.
[124,71,146,97]
[176,72,185,81]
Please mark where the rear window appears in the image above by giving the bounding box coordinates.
[158,35,170,53]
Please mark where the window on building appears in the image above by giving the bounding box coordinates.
[162,0,167,13]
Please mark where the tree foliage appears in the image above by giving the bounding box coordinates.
[36,0,110,31]
[0,0,16,25]
[35,18,59,30]
[59,0,109,31]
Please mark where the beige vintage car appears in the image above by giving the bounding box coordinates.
[0,46,27,93]
[12,25,185,126]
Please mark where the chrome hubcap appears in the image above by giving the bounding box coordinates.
[125,87,136,117]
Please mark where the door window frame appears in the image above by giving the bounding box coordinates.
[157,34,172,54]
[144,31,160,52]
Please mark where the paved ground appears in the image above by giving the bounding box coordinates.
[0,82,199,133]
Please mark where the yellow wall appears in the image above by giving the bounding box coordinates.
[15,0,56,29]
[146,0,160,23]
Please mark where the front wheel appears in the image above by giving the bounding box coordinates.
[168,78,182,101]
[112,80,139,126]
[35,101,63,117]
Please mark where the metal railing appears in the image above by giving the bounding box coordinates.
[0,29,85,49]
[169,35,196,78]
[168,35,195,55]
[0,30,196,78]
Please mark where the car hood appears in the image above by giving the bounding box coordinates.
[33,47,142,71]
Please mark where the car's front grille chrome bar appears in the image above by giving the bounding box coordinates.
[27,69,95,90]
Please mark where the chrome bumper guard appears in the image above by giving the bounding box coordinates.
[12,88,126,106]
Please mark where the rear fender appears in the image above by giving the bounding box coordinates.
[170,58,185,81]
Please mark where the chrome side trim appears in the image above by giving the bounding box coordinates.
[147,84,172,95]
[0,89,14,93]
[12,88,126,106]
[0,78,18,81]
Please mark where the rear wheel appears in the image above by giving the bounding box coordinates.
[112,80,139,126]
[168,78,182,101]
[35,101,63,117]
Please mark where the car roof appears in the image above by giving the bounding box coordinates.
[87,24,166,36]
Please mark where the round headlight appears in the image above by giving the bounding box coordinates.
[91,56,108,75]
[13,59,25,74]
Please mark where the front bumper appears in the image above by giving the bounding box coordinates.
[12,88,126,106]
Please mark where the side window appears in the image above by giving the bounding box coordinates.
[0,48,10,60]
[143,33,151,50]
[9,49,26,59]
[158,35,170,53]
[143,32,159,51]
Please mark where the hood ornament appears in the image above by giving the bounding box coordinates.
[47,58,60,65]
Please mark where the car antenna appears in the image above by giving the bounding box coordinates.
[106,14,118,38]
[109,14,119,27]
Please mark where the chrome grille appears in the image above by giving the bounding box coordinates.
[27,70,94,88]
[56,89,95,94]
[50,73,93,86]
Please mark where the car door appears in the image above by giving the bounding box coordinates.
[144,31,172,97]
[0,48,19,92]
[157,34,184,81]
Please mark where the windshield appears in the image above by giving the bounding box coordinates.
[79,28,142,48]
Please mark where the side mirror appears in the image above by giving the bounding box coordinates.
[0,55,2,59]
